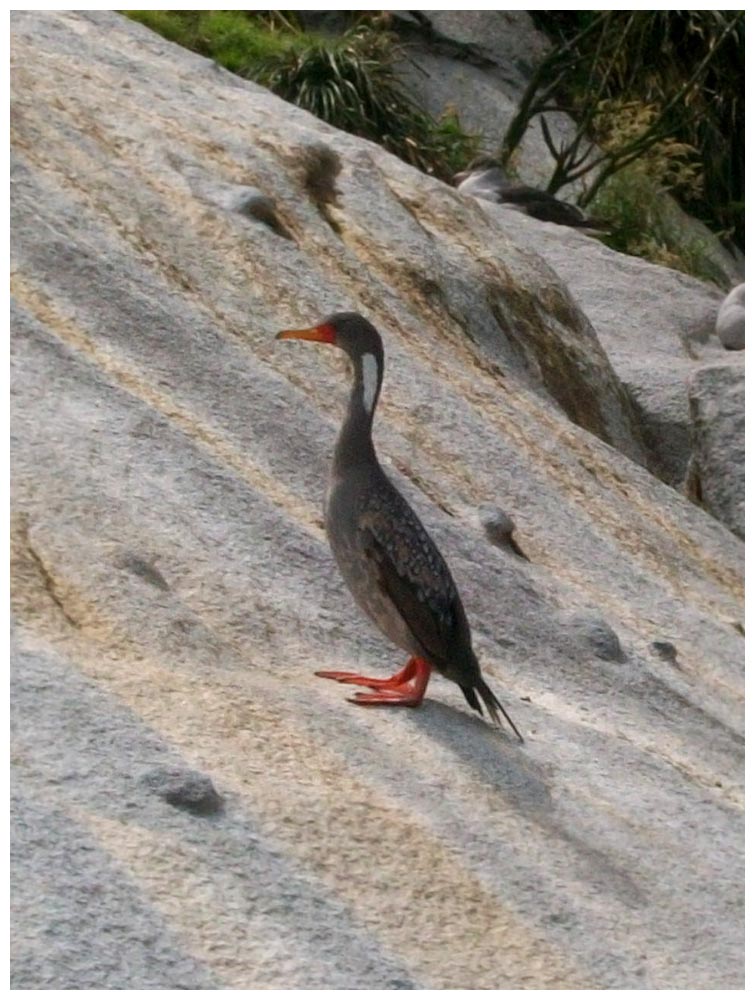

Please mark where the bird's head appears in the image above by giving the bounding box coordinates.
[276,311,384,368]
[452,154,503,186]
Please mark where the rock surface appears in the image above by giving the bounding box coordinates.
[10,11,743,990]
[392,11,583,193]
[471,203,739,494]
[685,363,745,539]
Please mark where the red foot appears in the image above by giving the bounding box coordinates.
[316,657,432,708]
[315,657,419,689]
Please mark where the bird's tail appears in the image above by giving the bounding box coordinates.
[461,677,524,743]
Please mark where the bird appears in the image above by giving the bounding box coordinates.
[453,157,609,233]
[277,312,523,740]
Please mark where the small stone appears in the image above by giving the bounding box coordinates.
[650,640,678,662]
[570,615,625,662]
[477,505,529,560]
[686,364,744,538]
[142,767,222,816]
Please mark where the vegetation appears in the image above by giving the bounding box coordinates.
[260,23,477,179]
[520,11,744,251]
[590,167,723,285]
[126,10,303,72]
[125,11,478,180]
[126,11,742,282]
[584,99,722,283]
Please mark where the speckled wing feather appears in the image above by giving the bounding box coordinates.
[357,486,465,668]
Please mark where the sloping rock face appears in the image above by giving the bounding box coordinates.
[685,364,745,539]
[392,10,580,192]
[10,11,743,990]
[476,206,740,498]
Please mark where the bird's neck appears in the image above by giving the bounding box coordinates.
[333,352,382,473]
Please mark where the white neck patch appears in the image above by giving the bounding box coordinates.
[361,353,379,413]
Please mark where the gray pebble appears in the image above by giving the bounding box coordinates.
[477,505,529,560]
[650,640,678,662]
[141,767,222,816]
[569,615,626,662]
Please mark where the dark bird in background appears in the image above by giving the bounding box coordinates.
[277,312,523,741]
[454,157,610,233]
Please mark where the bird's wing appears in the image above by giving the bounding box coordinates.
[497,186,600,227]
[520,198,585,226]
[357,496,464,666]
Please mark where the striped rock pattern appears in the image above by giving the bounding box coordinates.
[11,11,743,989]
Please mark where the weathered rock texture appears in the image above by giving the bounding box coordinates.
[10,11,743,990]
[477,205,742,503]
[392,10,582,193]
[685,364,745,539]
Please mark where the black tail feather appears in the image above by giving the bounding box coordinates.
[461,685,484,717]
[462,678,524,743]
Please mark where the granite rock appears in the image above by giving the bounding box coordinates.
[10,10,743,990]
[685,362,745,538]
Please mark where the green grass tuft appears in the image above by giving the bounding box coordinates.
[592,165,729,286]
[126,11,311,70]
[124,11,478,182]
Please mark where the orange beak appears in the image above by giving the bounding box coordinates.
[276,323,336,344]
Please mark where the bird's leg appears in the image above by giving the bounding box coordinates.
[348,658,432,709]
[315,656,420,689]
